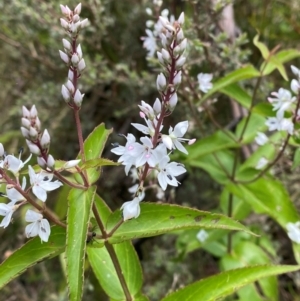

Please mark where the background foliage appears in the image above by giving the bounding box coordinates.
[1,0,300,300]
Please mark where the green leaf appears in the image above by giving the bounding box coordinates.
[81,158,120,170]
[185,130,239,162]
[226,178,299,228]
[78,123,113,184]
[188,150,235,185]
[221,241,278,300]
[106,203,255,244]
[0,226,65,289]
[199,65,260,104]
[292,148,300,169]
[66,186,96,301]
[87,241,143,300]
[161,265,300,301]
[253,34,270,60]
[262,49,300,78]
[220,83,252,109]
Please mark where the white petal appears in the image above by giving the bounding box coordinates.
[32,186,47,202]
[25,209,42,222]
[39,219,51,242]
[25,222,40,238]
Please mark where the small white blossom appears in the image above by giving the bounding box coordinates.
[0,153,32,176]
[287,222,300,244]
[255,132,268,146]
[157,156,186,190]
[196,229,209,243]
[25,210,51,242]
[6,177,27,203]
[255,157,268,170]
[0,202,18,228]
[197,73,213,93]
[121,197,141,221]
[28,166,63,202]
[268,88,296,113]
[265,111,294,135]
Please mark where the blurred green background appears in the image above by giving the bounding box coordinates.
[1,0,300,300]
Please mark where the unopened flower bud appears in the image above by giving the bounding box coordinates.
[35,117,41,131]
[156,73,167,91]
[175,56,186,69]
[78,58,86,72]
[60,18,69,29]
[173,71,182,86]
[68,69,74,81]
[66,80,75,94]
[161,49,170,61]
[64,159,81,169]
[291,65,300,77]
[22,106,30,118]
[169,93,178,109]
[29,126,38,140]
[61,85,71,102]
[74,3,82,15]
[178,12,184,25]
[80,19,89,29]
[0,143,4,157]
[70,21,81,33]
[59,50,69,64]
[157,52,164,65]
[121,197,141,221]
[74,89,84,107]
[37,156,47,169]
[179,38,187,52]
[46,154,55,170]
[40,129,51,149]
[26,140,41,156]
[291,79,300,94]
[30,105,38,119]
[176,29,184,43]
[21,127,30,139]
[188,138,196,145]
[60,4,71,16]
[71,53,80,66]
[62,39,72,51]
[76,44,83,59]
[145,8,152,15]
[21,117,31,128]
[153,98,162,115]
[72,14,80,23]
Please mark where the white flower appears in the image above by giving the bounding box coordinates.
[268,88,296,113]
[287,222,300,244]
[197,73,213,93]
[25,210,50,242]
[255,132,268,146]
[134,137,159,168]
[28,166,63,202]
[0,153,32,175]
[157,156,186,190]
[162,121,191,154]
[6,176,27,203]
[121,197,141,221]
[265,111,294,135]
[142,29,157,58]
[196,229,209,243]
[0,202,18,228]
[256,157,268,170]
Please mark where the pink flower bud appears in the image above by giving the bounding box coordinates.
[29,126,38,140]
[22,106,30,118]
[59,50,69,64]
[62,39,72,51]
[26,140,41,156]
[21,117,31,128]
[74,3,82,15]
[37,156,47,169]
[30,105,38,119]
[72,14,80,23]
[60,5,71,16]
[80,19,89,29]
[60,18,69,29]
[21,127,30,139]
[188,138,196,145]
[178,12,184,25]
[40,129,51,149]
[78,59,86,72]
[139,111,146,118]
[68,69,74,81]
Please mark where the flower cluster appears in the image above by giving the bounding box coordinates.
[254,65,300,170]
[0,139,62,242]
[60,3,88,108]
[112,12,194,221]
